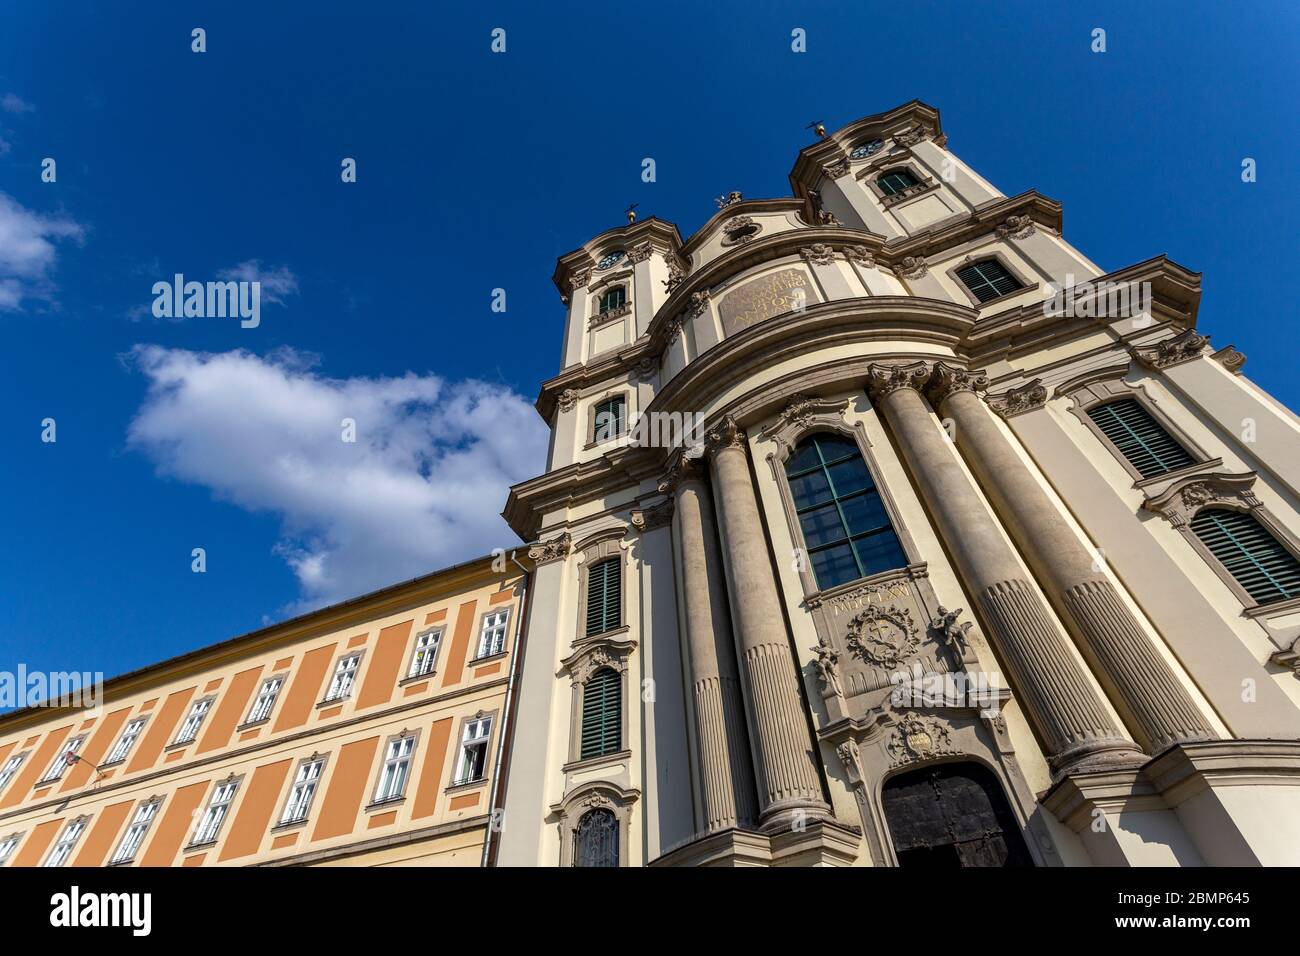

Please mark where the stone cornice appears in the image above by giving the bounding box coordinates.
[502,444,659,541]
[1131,328,1211,371]
[788,99,943,199]
[551,217,683,299]
[677,198,811,261]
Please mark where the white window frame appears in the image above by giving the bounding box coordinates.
[192,779,240,846]
[323,653,362,702]
[105,718,147,765]
[38,735,86,784]
[0,832,21,866]
[280,756,326,825]
[246,676,284,725]
[476,609,510,660]
[373,736,416,804]
[109,798,162,865]
[43,817,88,868]
[407,628,443,678]
[0,753,27,795]
[453,717,493,785]
[173,697,214,746]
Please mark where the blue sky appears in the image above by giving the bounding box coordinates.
[1,1,1298,686]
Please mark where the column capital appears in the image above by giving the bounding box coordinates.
[927,361,989,407]
[985,379,1048,420]
[865,361,932,402]
[1131,328,1210,371]
[630,498,675,532]
[704,414,747,456]
[657,450,708,495]
[527,531,572,565]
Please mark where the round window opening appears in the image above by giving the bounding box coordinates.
[721,216,761,246]
[850,138,884,159]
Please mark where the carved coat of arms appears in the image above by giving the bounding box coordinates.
[845,604,920,668]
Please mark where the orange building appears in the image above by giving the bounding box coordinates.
[0,555,528,867]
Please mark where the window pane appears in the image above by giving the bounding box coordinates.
[788,468,833,508]
[840,490,890,536]
[811,543,859,589]
[854,532,909,577]
[826,457,872,496]
[799,503,849,548]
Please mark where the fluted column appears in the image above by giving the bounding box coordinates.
[705,416,829,830]
[866,362,1141,775]
[929,363,1216,754]
[662,454,759,832]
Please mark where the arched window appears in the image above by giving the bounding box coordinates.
[877,169,920,196]
[573,808,619,867]
[785,433,906,590]
[1191,508,1300,606]
[598,286,626,314]
[883,762,1032,867]
[580,667,622,759]
[585,556,622,636]
[954,258,1024,304]
[1086,398,1195,479]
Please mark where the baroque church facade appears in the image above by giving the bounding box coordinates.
[495,100,1300,867]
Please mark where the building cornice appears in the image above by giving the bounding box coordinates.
[551,217,683,299]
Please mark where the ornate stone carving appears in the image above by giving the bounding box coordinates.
[662,254,687,293]
[817,208,841,226]
[588,301,631,327]
[704,414,746,454]
[627,242,653,263]
[927,361,989,406]
[631,355,658,383]
[996,215,1036,240]
[657,450,706,495]
[715,190,743,209]
[800,243,835,266]
[1212,345,1246,374]
[865,361,931,402]
[1142,471,1261,529]
[895,256,928,279]
[985,379,1048,419]
[835,738,863,787]
[886,713,955,766]
[720,216,760,246]
[811,633,844,700]
[822,157,850,179]
[630,498,674,532]
[760,394,850,442]
[1131,329,1210,371]
[688,288,711,317]
[893,124,932,147]
[568,269,591,291]
[1271,636,1300,680]
[664,313,684,345]
[845,245,874,267]
[527,532,572,565]
[845,603,921,668]
[556,388,579,413]
[931,606,976,665]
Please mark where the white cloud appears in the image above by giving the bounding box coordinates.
[126,346,548,611]
[0,192,84,311]
[216,259,299,304]
[1,93,34,114]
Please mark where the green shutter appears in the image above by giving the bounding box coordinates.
[1191,508,1300,605]
[585,558,621,636]
[580,668,622,759]
[1088,399,1195,478]
[593,398,625,442]
[954,260,1023,303]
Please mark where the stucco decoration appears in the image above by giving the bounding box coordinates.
[846,603,922,668]
[627,242,653,263]
[704,414,747,454]
[630,498,674,532]
[892,124,934,148]
[556,389,579,413]
[931,606,978,667]
[717,268,820,337]
[800,243,835,266]
[568,269,592,291]
[757,394,852,458]
[845,245,875,267]
[719,215,761,246]
[995,215,1036,240]
[550,781,640,868]
[1142,471,1261,529]
[1131,328,1210,371]
[631,355,658,384]
[865,361,930,401]
[985,379,1048,419]
[688,289,711,318]
[662,253,687,293]
[823,157,851,180]
[886,713,956,766]
[812,632,845,704]
[895,256,928,279]
[715,191,744,209]
[927,361,989,406]
[527,532,572,565]
[1211,345,1247,374]
[664,312,684,345]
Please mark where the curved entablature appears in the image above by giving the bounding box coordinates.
[552,217,683,301]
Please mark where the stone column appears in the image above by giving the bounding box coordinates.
[930,363,1216,754]
[662,454,759,832]
[705,416,829,830]
[866,362,1141,775]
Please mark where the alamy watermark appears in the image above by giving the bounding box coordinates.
[889,661,1005,716]
[595,409,706,449]
[0,665,103,711]
[151,273,261,328]
[1045,273,1152,323]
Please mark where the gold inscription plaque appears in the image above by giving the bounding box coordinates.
[718,268,820,337]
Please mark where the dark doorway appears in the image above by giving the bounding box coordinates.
[882,761,1033,867]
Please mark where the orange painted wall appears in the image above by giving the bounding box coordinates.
[218,758,292,861]
[355,620,414,710]
[273,643,337,733]
[439,601,478,687]
[411,717,454,819]
[61,707,132,792]
[72,799,135,866]
[10,818,62,867]
[197,665,263,754]
[311,736,379,842]
[126,687,196,774]
[0,724,70,809]
[138,781,208,866]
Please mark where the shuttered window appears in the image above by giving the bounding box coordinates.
[585,557,621,636]
[593,397,626,443]
[878,169,920,196]
[1087,399,1195,479]
[598,286,626,313]
[1191,508,1300,606]
[954,259,1023,303]
[785,433,907,590]
[580,668,622,759]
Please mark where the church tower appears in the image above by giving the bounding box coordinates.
[497,100,1300,867]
